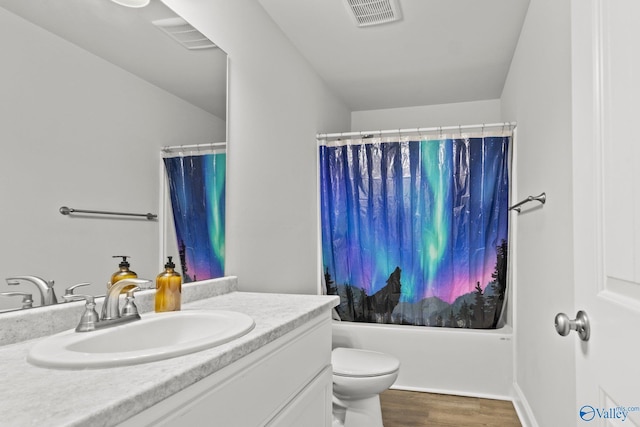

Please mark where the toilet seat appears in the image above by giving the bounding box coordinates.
[332,347,400,378]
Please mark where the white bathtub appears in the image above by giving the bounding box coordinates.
[332,320,514,400]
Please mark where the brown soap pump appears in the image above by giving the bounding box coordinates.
[155,256,182,312]
[109,256,138,293]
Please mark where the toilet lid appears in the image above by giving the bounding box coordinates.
[332,347,400,377]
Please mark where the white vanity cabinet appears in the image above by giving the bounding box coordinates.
[0,278,338,427]
[120,313,333,427]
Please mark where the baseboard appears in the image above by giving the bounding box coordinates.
[389,384,512,403]
[511,382,538,427]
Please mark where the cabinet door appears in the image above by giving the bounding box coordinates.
[266,366,332,427]
[119,315,332,427]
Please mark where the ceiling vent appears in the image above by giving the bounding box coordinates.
[152,17,217,50]
[344,0,402,28]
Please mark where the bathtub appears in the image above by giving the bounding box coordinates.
[332,320,514,400]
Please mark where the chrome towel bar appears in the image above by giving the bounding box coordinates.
[59,206,157,220]
[509,192,546,213]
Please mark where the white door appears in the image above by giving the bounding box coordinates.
[571,0,640,425]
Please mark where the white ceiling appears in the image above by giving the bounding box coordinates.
[0,0,227,120]
[257,0,531,111]
[1,0,530,117]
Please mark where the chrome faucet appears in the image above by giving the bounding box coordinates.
[64,278,153,332]
[101,278,152,321]
[6,276,57,306]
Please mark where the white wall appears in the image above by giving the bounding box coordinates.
[501,0,576,425]
[0,7,225,308]
[160,0,351,295]
[351,99,502,131]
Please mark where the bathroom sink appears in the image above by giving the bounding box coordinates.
[27,310,255,369]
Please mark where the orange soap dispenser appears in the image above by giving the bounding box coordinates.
[155,256,182,312]
[109,255,138,293]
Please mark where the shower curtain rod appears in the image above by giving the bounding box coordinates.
[161,142,226,153]
[316,121,516,140]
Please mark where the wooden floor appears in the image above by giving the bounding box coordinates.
[380,390,522,427]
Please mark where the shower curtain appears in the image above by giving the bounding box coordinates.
[319,131,510,329]
[163,149,225,283]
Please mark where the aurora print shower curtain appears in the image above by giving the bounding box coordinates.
[319,132,510,329]
[163,151,225,283]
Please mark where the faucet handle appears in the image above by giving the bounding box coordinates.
[121,287,142,318]
[68,295,100,332]
[0,292,34,309]
[63,282,91,298]
[62,293,90,303]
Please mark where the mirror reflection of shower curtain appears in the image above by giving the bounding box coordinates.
[319,132,510,329]
[163,148,225,283]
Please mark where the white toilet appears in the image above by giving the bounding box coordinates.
[331,347,400,427]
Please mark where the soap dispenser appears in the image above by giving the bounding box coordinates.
[155,256,182,312]
[109,255,138,293]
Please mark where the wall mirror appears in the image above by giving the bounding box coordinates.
[0,0,227,312]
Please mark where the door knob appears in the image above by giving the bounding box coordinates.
[554,310,590,341]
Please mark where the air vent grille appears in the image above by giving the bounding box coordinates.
[344,0,401,28]
[152,17,217,50]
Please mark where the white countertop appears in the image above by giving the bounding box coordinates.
[0,279,338,426]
